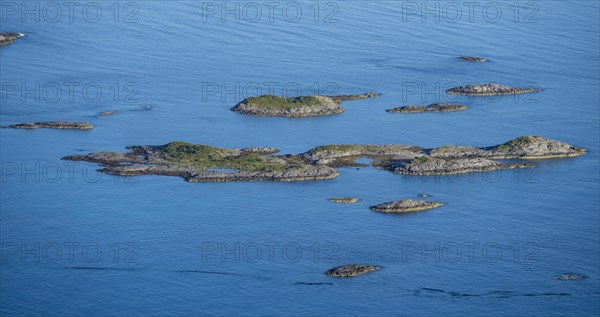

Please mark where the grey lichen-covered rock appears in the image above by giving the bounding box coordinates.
[485,136,586,159]
[0,32,24,46]
[458,56,488,62]
[240,147,280,154]
[231,93,378,117]
[328,197,359,204]
[386,103,468,113]
[558,274,585,280]
[2,121,94,130]
[370,199,443,213]
[302,144,424,166]
[329,92,380,102]
[388,157,533,176]
[325,264,380,277]
[428,145,488,159]
[447,83,540,96]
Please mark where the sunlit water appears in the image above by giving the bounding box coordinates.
[1,1,599,316]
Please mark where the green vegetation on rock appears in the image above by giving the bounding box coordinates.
[158,142,288,172]
[244,95,323,110]
[496,136,541,151]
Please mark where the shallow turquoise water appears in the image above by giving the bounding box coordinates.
[1,1,599,316]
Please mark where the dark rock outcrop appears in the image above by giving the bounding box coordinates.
[325,264,380,277]
[458,56,488,62]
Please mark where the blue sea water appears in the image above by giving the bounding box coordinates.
[1,0,599,316]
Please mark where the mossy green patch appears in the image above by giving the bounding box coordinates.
[497,136,541,151]
[158,142,290,172]
[246,95,323,110]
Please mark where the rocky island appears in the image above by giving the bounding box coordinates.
[231,93,378,117]
[63,142,339,182]
[370,200,443,213]
[328,197,359,204]
[458,56,488,62]
[2,122,94,130]
[62,136,584,183]
[386,103,468,113]
[325,264,380,277]
[447,83,540,96]
[0,32,24,46]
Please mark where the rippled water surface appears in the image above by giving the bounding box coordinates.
[1,1,599,316]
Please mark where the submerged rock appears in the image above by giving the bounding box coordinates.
[2,121,94,130]
[370,200,443,213]
[325,264,380,277]
[0,32,24,46]
[386,103,468,113]
[418,193,432,198]
[231,93,378,117]
[447,83,540,96]
[99,111,115,117]
[328,197,359,204]
[458,56,488,62]
[558,274,585,280]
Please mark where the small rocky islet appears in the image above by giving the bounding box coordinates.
[458,56,488,62]
[325,264,381,277]
[0,32,24,46]
[447,83,540,96]
[62,136,585,183]
[328,197,360,204]
[2,121,94,130]
[230,92,378,117]
[386,103,468,113]
[370,199,443,213]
